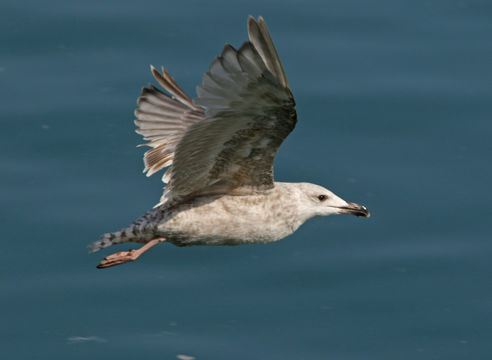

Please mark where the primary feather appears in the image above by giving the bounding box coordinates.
[135,67,204,181]
[134,16,296,206]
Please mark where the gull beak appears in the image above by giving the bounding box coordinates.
[338,202,370,218]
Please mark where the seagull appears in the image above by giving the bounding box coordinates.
[90,16,370,269]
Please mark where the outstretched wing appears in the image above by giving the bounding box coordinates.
[135,66,205,183]
[163,16,297,204]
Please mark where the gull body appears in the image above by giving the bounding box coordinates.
[90,17,370,268]
[128,183,363,248]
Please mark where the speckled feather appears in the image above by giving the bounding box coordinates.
[90,183,309,253]
[89,17,369,256]
[89,16,296,253]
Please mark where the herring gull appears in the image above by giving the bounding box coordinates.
[90,16,370,269]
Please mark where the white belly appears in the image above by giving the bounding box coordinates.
[156,192,299,246]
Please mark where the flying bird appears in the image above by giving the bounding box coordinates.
[90,16,370,269]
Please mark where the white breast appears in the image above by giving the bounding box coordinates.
[157,187,300,246]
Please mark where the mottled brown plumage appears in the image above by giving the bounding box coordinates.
[90,16,369,269]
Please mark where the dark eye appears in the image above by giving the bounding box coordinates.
[318,195,327,201]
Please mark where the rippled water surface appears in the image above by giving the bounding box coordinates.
[2,0,492,359]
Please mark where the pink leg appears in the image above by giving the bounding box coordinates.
[96,237,166,269]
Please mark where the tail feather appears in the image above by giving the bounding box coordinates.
[88,230,132,253]
[89,224,156,253]
[90,208,161,253]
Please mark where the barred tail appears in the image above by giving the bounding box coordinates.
[88,229,130,253]
[89,208,161,253]
[88,223,156,253]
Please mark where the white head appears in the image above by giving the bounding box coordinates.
[292,182,370,221]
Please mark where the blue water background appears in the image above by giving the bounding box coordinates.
[2,0,491,359]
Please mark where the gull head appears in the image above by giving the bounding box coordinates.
[293,183,370,219]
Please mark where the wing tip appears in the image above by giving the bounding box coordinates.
[246,15,290,89]
[248,15,256,26]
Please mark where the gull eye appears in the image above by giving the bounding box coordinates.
[318,195,327,201]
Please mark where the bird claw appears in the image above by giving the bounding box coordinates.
[94,237,166,269]
[96,250,138,269]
